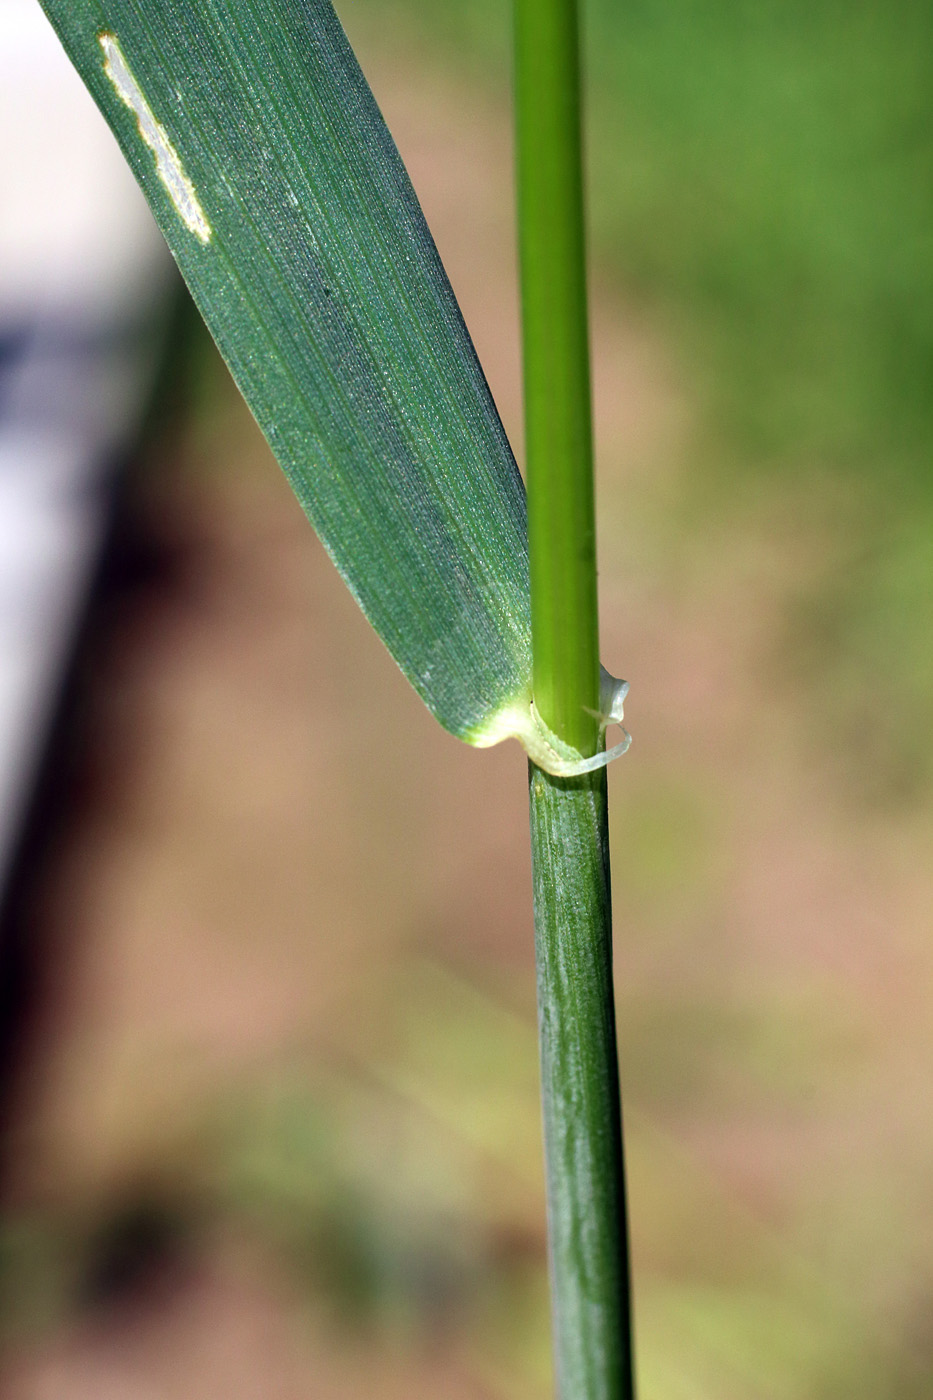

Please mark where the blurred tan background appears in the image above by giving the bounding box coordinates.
[2,1,933,1397]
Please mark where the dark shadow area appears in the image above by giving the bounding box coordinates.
[0,286,204,1202]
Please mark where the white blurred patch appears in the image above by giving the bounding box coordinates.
[0,0,169,321]
[0,0,173,889]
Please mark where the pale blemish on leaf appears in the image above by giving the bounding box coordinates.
[99,33,211,244]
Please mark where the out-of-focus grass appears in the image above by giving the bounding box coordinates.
[4,957,921,1398]
[585,0,933,481]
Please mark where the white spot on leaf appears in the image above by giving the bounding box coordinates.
[99,33,211,244]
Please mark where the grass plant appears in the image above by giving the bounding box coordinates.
[40,1,634,1393]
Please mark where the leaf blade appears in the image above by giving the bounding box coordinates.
[40,0,533,740]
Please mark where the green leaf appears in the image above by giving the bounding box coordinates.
[40,0,534,746]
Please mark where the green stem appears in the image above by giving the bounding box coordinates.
[530,767,633,1399]
[515,1,635,1396]
[515,0,598,753]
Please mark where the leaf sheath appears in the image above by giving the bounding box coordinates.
[529,765,634,1400]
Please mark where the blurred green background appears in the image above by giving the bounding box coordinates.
[3,1,932,1396]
